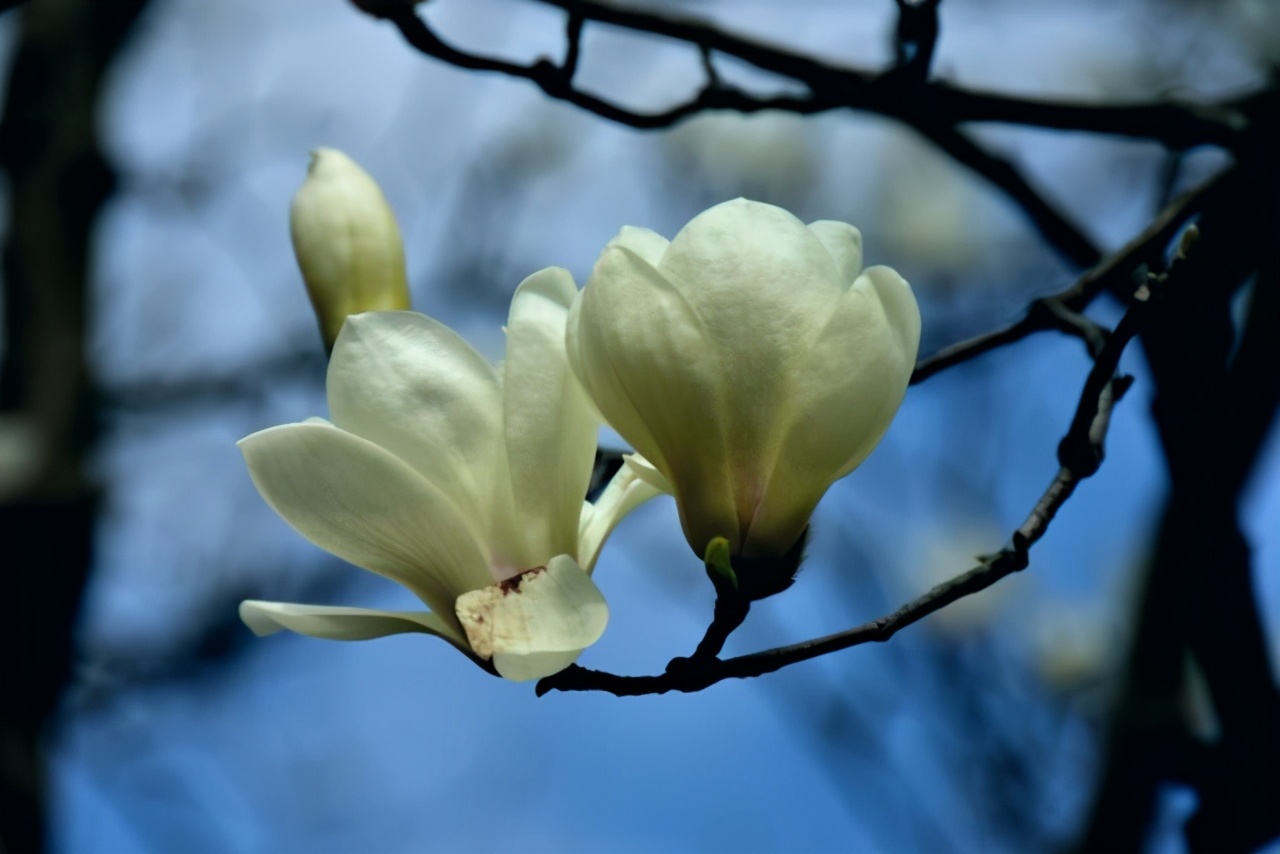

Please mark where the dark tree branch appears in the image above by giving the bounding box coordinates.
[536,234,1196,697]
[356,0,1251,150]
[562,11,583,82]
[353,0,1258,277]
[1080,124,1279,853]
[912,121,1101,268]
[892,0,941,83]
[910,170,1226,383]
[367,3,827,131]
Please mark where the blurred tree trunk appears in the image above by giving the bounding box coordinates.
[1078,97,1280,854]
[0,1,150,851]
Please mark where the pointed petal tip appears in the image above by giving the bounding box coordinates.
[238,599,470,646]
[239,599,286,637]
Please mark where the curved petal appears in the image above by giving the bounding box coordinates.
[239,422,492,636]
[657,201,863,548]
[620,453,673,494]
[608,225,669,266]
[492,649,584,683]
[240,600,469,651]
[326,311,513,544]
[744,265,920,555]
[578,454,667,573]
[806,220,863,286]
[570,244,739,554]
[454,554,607,681]
[658,199,844,331]
[858,265,923,376]
[501,268,599,567]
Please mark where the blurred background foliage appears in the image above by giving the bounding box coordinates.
[0,0,1276,852]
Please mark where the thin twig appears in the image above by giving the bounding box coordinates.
[892,0,941,83]
[562,12,583,82]
[910,170,1226,383]
[915,121,1101,267]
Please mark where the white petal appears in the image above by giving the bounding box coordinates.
[501,268,599,566]
[744,265,920,555]
[239,422,492,636]
[492,649,584,683]
[577,454,668,572]
[621,452,673,494]
[806,220,863,286]
[327,311,513,545]
[658,199,845,327]
[454,554,607,681]
[570,244,740,555]
[239,600,469,650]
[607,225,669,266]
[655,201,865,551]
[859,265,923,369]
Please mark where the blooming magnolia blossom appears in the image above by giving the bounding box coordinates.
[566,198,920,591]
[290,148,410,350]
[240,269,661,681]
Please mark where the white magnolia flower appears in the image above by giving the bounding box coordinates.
[239,268,660,681]
[290,148,410,350]
[567,198,920,592]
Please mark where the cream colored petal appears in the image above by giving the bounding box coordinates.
[607,225,669,266]
[577,454,667,573]
[655,200,857,538]
[620,453,673,494]
[454,554,607,681]
[658,199,844,326]
[239,600,469,650]
[327,311,512,541]
[570,245,740,554]
[806,220,863,286]
[859,265,923,372]
[743,265,920,555]
[491,649,584,683]
[501,268,599,566]
[239,422,492,636]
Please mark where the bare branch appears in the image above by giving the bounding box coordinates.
[356,0,1251,150]
[370,4,825,130]
[352,1,1251,272]
[562,11,583,82]
[910,170,1226,382]
[892,0,941,82]
[915,122,1101,267]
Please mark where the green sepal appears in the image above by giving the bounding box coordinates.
[703,536,738,593]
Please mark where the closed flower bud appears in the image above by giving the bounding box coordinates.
[567,199,921,596]
[289,148,409,351]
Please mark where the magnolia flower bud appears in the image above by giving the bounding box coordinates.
[289,148,409,351]
[567,199,921,596]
